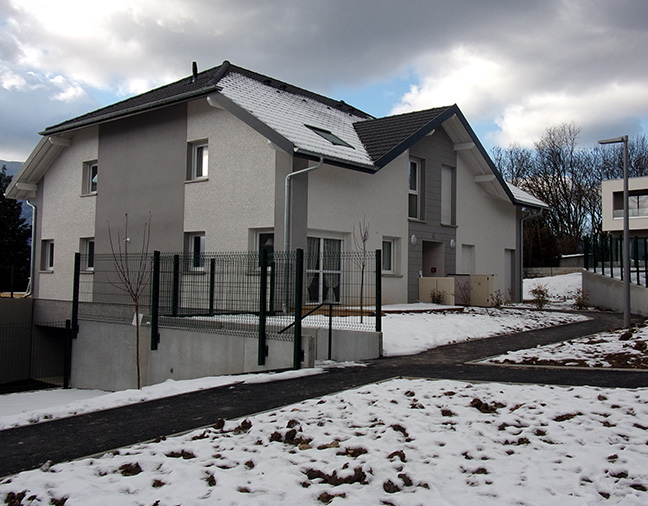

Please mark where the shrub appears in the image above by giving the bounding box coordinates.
[492,289,505,308]
[430,288,446,305]
[529,284,550,309]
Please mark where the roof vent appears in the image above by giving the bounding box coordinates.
[192,62,198,83]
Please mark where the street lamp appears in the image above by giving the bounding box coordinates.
[598,135,630,327]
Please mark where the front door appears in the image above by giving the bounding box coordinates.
[306,237,342,303]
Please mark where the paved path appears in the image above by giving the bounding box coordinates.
[1,310,646,478]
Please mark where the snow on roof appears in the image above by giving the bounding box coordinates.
[506,182,549,209]
[218,70,375,168]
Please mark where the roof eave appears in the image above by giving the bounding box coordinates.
[294,148,377,173]
[4,135,70,200]
[41,84,222,136]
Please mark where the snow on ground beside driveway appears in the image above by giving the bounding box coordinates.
[3,378,648,505]
[0,368,327,430]
[483,319,648,369]
[381,307,589,357]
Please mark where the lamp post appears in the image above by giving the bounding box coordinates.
[598,135,630,327]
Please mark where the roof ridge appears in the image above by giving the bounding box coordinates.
[356,105,456,125]
[224,63,373,119]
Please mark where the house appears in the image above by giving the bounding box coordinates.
[5,61,547,388]
[7,60,544,312]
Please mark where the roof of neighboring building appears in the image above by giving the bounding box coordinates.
[7,60,547,209]
[506,183,549,209]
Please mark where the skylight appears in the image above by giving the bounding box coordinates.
[305,125,354,149]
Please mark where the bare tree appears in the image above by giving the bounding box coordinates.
[494,126,648,265]
[108,212,152,389]
[352,216,370,323]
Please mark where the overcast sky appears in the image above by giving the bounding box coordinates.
[1,0,647,162]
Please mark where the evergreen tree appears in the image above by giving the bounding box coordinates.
[0,165,31,293]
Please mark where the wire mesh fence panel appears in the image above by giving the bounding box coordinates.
[75,249,379,338]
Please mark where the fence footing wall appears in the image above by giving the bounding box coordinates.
[583,270,648,317]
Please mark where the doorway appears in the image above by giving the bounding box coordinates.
[422,241,445,277]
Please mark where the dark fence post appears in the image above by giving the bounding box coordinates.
[584,237,589,271]
[375,249,382,333]
[293,249,303,370]
[64,319,72,389]
[269,262,276,316]
[172,254,180,317]
[151,251,160,350]
[209,258,216,316]
[71,252,80,338]
[634,237,640,285]
[258,249,268,366]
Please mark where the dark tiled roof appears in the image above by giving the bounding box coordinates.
[42,61,371,136]
[354,106,456,166]
[42,64,231,135]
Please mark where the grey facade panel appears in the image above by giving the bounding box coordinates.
[407,128,457,302]
[95,105,188,254]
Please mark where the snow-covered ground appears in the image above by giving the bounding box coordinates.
[5,272,648,504]
[3,378,648,505]
[483,319,648,369]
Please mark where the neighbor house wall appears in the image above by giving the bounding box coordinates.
[602,176,648,234]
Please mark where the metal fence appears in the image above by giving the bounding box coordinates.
[75,248,381,363]
[584,235,648,286]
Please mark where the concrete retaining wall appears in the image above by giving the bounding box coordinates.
[582,270,648,316]
[71,319,380,391]
[313,328,383,362]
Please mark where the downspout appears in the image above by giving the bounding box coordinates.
[283,156,324,252]
[24,200,37,297]
[282,156,324,314]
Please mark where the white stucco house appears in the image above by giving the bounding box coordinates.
[7,60,545,326]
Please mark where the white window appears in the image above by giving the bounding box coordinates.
[80,238,95,271]
[408,158,421,219]
[441,164,455,225]
[83,161,98,194]
[188,141,208,180]
[382,239,394,274]
[185,232,205,270]
[41,240,54,271]
[306,237,342,304]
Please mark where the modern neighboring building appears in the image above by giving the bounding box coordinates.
[602,176,648,235]
[7,60,545,327]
